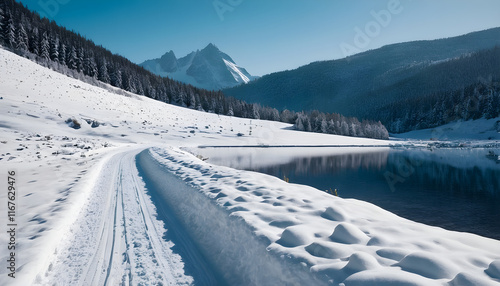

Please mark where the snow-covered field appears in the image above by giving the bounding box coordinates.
[394,118,500,141]
[1,48,500,285]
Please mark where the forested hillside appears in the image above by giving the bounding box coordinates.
[224,28,500,133]
[0,0,388,139]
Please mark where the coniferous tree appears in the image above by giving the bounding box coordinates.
[68,45,77,70]
[84,51,97,78]
[195,94,203,111]
[76,46,84,72]
[50,35,59,62]
[3,11,16,48]
[0,6,4,44]
[16,23,28,52]
[58,42,66,65]
[29,26,39,55]
[110,66,122,88]
[98,59,110,83]
[227,105,234,116]
[251,103,260,119]
[40,31,50,60]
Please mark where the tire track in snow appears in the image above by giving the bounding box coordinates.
[80,154,126,286]
[120,149,192,285]
[34,148,193,286]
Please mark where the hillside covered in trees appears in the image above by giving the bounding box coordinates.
[0,0,388,139]
[224,28,500,134]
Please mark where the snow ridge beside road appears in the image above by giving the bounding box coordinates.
[143,147,500,286]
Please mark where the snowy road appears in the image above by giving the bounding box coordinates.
[34,148,195,285]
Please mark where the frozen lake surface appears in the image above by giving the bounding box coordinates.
[197,147,500,240]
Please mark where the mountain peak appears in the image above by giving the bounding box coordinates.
[164,50,175,56]
[204,43,219,50]
[160,50,176,60]
[140,44,257,90]
[157,50,178,73]
[200,43,224,58]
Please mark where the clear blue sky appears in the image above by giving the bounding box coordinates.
[18,0,500,76]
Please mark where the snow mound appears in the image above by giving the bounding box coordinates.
[276,226,313,248]
[342,268,440,286]
[321,206,346,221]
[395,252,460,279]
[486,260,500,279]
[449,272,500,286]
[329,223,370,245]
[305,242,350,259]
[343,252,380,273]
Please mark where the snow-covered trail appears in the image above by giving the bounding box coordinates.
[34,147,195,285]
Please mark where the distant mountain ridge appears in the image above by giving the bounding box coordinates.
[223,27,500,126]
[140,44,257,90]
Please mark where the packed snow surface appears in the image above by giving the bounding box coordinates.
[1,48,500,285]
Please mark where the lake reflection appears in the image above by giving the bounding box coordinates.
[198,147,500,240]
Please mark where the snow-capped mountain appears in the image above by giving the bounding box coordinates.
[140,43,257,90]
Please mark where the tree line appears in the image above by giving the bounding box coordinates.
[381,78,500,134]
[368,46,500,133]
[0,0,389,139]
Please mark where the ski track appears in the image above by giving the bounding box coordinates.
[34,148,193,286]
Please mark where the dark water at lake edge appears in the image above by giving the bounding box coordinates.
[199,147,500,240]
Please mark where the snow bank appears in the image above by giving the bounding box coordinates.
[142,147,500,285]
[137,149,325,285]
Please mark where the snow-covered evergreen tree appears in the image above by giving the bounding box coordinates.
[3,12,16,48]
[227,105,234,116]
[40,31,50,60]
[270,108,280,121]
[186,90,196,109]
[68,46,77,70]
[320,119,328,134]
[0,6,4,43]
[192,94,200,111]
[251,103,260,119]
[77,46,84,72]
[84,51,97,78]
[110,67,122,88]
[50,36,59,62]
[340,120,349,135]
[98,59,110,83]
[29,27,39,55]
[58,42,66,65]
[16,23,28,52]
[327,120,336,134]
